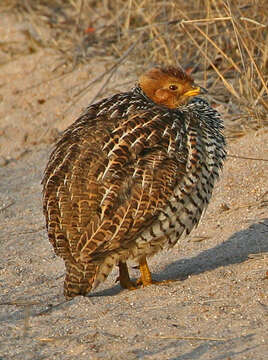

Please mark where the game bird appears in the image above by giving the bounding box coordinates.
[42,65,226,299]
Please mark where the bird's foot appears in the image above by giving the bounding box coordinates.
[135,278,178,287]
[118,261,141,290]
[137,257,179,287]
[120,277,141,290]
[118,258,179,291]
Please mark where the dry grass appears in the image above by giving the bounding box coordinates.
[1,0,267,136]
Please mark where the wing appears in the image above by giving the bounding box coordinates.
[42,108,187,264]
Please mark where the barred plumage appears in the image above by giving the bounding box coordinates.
[42,66,226,299]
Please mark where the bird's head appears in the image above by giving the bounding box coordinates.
[139,66,205,109]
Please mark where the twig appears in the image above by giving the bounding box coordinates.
[0,301,41,306]
[36,336,70,342]
[240,17,266,27]
[67,34,143,110]
[227,154,268,162]
[150,335,227,341]
[89,65,118,106]
[34,300,70,316]
[225,1,268,95]
[75,0,85,35]
[188,235,211,242]
[19,67,75,93]
[0,201,15,212]
[23,305,30,337]
[189,21,241,73]
[180,23,240,100]
[119,16,264,33]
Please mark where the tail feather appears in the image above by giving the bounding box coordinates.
[64,261,98,299]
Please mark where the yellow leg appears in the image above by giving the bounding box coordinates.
[137,256,179,287]
[118,261,138,290]
[138,256,153,286]
[119,258,178,291]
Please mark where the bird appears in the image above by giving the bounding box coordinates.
[42,65,226,299]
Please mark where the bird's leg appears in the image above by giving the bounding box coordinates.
[137,256,179,287]
[136,256,153,286]
[119,257,178,291]
[118,261,138,290]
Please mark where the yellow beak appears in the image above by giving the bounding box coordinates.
[183,87,201,97]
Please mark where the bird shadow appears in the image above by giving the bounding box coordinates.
[92,218,268,297]
[161,218,268,281]
[1,219,266,320]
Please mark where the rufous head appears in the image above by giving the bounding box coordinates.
[139,66,203,108]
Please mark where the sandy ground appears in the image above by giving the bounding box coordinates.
[0,11,268,360]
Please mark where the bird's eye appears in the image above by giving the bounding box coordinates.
[169,85,178,91]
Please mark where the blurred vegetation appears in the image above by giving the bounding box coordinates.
[1,0,267,135]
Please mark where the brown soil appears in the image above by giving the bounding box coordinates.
[0,10,267,360]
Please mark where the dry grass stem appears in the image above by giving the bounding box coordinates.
[227,154,268,162]
[150,335,227,341]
